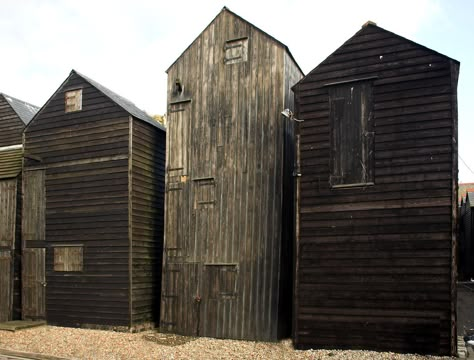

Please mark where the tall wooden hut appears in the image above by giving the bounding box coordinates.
[161,7,303,341]
[0,93,39,322]
[22,70,166,330]
[459,192,474,280]
[292,22,459,355]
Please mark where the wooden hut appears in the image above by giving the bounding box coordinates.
[292,22,459,355]
[459,192,474,281]
[22,70,166,330]
[0,93,39,322]
[161,7,303,341]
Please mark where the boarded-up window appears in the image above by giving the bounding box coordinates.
[54,246,83,271]
[329,81,374,186]
[65,89,82,113]
[206,264,238,299]
[194,178,216,208]
[224,38,248,64]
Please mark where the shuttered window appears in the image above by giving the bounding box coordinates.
[65,89,82,113]
[329,81,374,187]
[54,246,83,271]
[224,38,248,64]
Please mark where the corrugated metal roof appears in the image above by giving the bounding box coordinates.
[0,145,23,179]
[72,70,166,131]
[0,93,39,125]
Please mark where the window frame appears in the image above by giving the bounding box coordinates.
[64,89,83,113]
[53,245,84,272]
[327,79,375,188]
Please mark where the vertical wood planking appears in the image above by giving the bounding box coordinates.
[162,8,303,341]
[22,170,45,244]
[0,250,12,321]
[0,179,17,248]
[22,248,45,319]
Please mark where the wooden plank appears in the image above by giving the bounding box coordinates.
[22,248,46,319]
[293,23,456,356]
[0,179,17,248]
[0,250,12,322]
[22,170,45,243]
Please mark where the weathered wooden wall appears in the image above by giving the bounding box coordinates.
[161,8,302,341]
[293,23,458,355]
[131,119,166,327]
[23,71,165,329]
[23,72,131,326]
[0,95,24,147]
[0,93,33,321]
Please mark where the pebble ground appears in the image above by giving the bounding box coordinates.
[0,326,456,360]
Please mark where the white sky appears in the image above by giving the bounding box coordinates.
[1,0,473,182]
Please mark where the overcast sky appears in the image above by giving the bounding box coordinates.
[1,0,473,182]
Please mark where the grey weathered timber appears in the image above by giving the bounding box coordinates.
[0,250,12,322]
[161,7,303,341]
[22,248,45,319]
[22,70,166,330]
[292,22,459,356]
[0,93,38,322]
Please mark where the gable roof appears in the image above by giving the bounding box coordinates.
[0,92,39,125]
[28,70,165,132]
[166,6,303,75]
[294,22,459,89]
[72,70,165,131]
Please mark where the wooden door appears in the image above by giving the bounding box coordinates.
[0,250,12,321]
[0,179,17,248]
[22,169,45,245]
[22,248,46,319]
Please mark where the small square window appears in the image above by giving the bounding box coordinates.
[224,38,248,65]
[65,89,82,113]
[54,246,83,271]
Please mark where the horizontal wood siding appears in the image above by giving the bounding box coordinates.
[0,95,24,147]
[293,25,457,355]
[24,72,132,327]
[162,9,302,341]
[131,119,165,326]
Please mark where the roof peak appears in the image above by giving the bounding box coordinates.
[0,92,39,125]
[362,20,377,28]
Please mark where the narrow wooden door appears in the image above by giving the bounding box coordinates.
[22,169,46,320]
[0,179,17,248]
[0,250,12,322]
[22,248,46,319]
[0,179,17,322]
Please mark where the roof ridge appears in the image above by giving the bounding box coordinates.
[71,70,165,131]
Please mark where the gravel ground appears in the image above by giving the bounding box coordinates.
[0,326,455,360]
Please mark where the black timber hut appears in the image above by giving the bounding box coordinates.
[292,22,459,355]
[459,192,474,280]
[0,93,39,322]
[22,70,166,330]
[161,7,303,341]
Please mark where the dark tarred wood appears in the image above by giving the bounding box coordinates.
[293,23,458,356]
[23,71,165,330]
